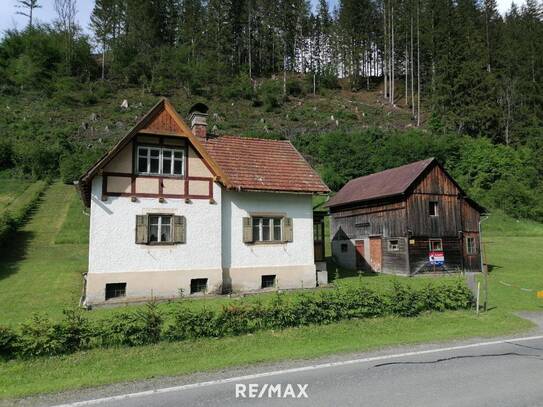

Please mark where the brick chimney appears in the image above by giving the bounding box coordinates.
[188,103,209,139]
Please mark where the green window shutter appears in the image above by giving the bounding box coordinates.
[242,217,253,243]
[283,217,293,242]
[173,215,186,244]
[135,215,148,244]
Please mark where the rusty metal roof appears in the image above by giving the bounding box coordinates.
[203,135,330,194]
[325,158,436,208]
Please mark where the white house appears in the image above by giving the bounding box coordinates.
[77,99,329,306]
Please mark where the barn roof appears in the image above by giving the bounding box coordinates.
[203,135,330,194]
[325,158,436,208]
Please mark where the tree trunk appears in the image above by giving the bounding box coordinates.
[416,0,421,127]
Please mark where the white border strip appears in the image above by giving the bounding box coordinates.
[54,335,543,407]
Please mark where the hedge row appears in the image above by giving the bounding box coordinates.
[0,281,473,360]
[0,181,47,245]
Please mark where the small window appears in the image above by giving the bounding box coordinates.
[429,239,443,251]
[388,239,400,251]
[429,201,439,216]
[466,237,477,255]
[137,146,184,176]
[105,283,126,300]
[341,243,348,253]
[149,215,172,243]
[190,278,208,294]
[252,217,283,242]
[261,275,276,289]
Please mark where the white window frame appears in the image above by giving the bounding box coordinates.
[149,214,173,244]
[137,146,184,176]
[466,236,477,255]
[429,239,443,252]
[252,216,283,242]
[388,239,400,252]
[429,201,439,217]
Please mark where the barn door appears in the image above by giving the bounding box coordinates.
[355,240,368,270]
[369,236,382,272]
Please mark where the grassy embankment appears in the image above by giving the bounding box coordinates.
[0,183,541,399]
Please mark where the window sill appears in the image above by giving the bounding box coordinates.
[247,241,289,246]
[136,174,185,179]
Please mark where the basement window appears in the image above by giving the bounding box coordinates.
[190,278,208,294]
[388,239,400,252]
[261,275,276,289]
[105,283,126,300]
[429,201,439,217]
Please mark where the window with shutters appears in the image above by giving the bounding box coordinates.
[242,215,292,244]
[136,214,185,245]
[137,146,184,176]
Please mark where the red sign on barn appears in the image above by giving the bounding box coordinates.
[429,251,445,266]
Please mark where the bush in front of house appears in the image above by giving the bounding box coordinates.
[0,281,473,360]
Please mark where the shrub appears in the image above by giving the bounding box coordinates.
[17,314,64,358]
[164,307,218,341]
[286,79,305,97]
[222,75,255,100]
[0,326,18,359]
[135,301,163,344]
[388,281,422,317]
[59,308,91,353]
[95,312,151,347]
[259,80,283,111]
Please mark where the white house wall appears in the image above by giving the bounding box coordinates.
[86,176,223,304]
[221,190,316,291]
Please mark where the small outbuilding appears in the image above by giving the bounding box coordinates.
[325,158,485,275]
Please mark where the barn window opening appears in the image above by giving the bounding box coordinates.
[149,215,173,243]
[137,146,184,176]
[341,243,348,253]
[388,239,400,251]
[105,283,126,300]
[429,239,443,251]
[190,278,208,294]
[261,275,276,289]
[466,237,477,255]
[429,201,439,216]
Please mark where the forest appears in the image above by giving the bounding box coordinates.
[0,0,542,220]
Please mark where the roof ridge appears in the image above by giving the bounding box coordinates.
[349,158,435,182]
[209,134,289,143]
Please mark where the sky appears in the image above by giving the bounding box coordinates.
[0,0,523,38]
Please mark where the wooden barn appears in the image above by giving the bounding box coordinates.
[325,158,486,275]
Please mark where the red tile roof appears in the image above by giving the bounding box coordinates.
[325,158,436,208]
[203,135,329,194]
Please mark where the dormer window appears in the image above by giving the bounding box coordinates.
[137,146,184,176]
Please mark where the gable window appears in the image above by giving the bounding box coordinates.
[388,239,400,252]
[466,237,477,255]
[137,146,184,176]
[252,217,282,242]
[429,201,439,216]
[429,239,443,252]
[105,283,126,300]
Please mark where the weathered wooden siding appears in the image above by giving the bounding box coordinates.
[412,165,459,195]
[408,237,463,274]
[463,232,482,271]
[461,200,481,232]
[382,237,410,275]
[407,194,462,237]
[144,109,182,133]
[330,202,407,241]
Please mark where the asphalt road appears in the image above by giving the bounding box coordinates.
[49,335,543,407]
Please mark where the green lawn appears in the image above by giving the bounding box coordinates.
[0,183,87,325]
[0,185,542,399]
[0,178,32,213]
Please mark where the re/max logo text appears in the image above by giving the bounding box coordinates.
[235,383,309,399]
